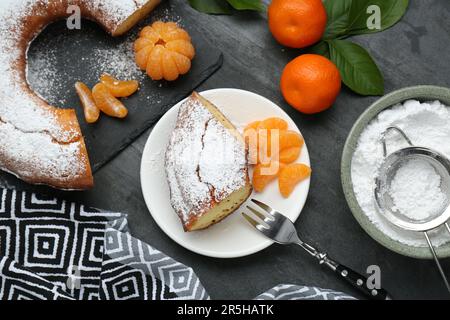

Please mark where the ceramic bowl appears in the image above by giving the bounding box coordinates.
[341,85,450,259]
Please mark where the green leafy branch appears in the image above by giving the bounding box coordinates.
[189,0,409,96]
[188,0,265,14]
[313,0,409,95]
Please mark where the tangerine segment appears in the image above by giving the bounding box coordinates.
[244,121,261,134]
[253,161,284,193]
[92,83,128,118]
[162,28,191,42]
[257,117,288,131]
[135,45,153,70]
[259,128,292,160]
[75,82,100,123]
[139,26,160,43]
[150,21,167,34]
[278,163,311,198]
[243,121,261,150]
[243,123,260,164]
[171,51,191,75]
[257,128,275,162]
[165,40,195,59]
[279,130,304,150]
[279,147,301,164]
[161,49,180,81]
[146,45,165,80]
[100,74,139,98]
[134,37,155,52]
[259,130,303,162]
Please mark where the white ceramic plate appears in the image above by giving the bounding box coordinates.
[140,88,311,258]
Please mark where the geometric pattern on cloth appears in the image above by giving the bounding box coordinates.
[0,188,210,300]
[0,188,126,300]
[254,284,356,300]
[100,228,210,300]
[0,255,74,300]
[0,188,355,300]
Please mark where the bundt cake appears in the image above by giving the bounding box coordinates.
[165,92,252,231]
[0,0,160,189]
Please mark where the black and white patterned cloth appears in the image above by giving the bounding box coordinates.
[255,284,355,300]
[0,188,353,300]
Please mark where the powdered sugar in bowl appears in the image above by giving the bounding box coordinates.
[374,138,450,231]
[342,86,450,259]
[374,126,450,291]
[388,158,448,223]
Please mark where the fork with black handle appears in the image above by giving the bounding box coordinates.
[242,199,392,300]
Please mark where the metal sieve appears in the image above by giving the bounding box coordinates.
[374,126,450,293]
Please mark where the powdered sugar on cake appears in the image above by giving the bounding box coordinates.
[0,7,68,140]
[199,118,247,202]
[166,97,212,222]
[0,0,149,184]
[0,0,82,182]
[0,0,147,137]
[0,121,86,182]
[165,96,248,224]
[91,0,156,27]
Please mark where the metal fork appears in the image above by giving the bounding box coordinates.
[242,198,392,300]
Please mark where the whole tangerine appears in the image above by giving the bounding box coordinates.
[280,54,341,114]
[268,0,327,48]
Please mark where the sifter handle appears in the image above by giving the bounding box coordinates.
[380,126,413,157]
[423,231,450,293]
[445,222,450,234]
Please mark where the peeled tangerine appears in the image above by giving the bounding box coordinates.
[246,129,304,164]
[257,117,288,131]
[243,117,309,197]
[92,83,128,118]
[253,161,285,192]
[279,147,301,163]
[75,82,100,123]
[244,118,295,163]
[244,118,288,145]
[266,130,304,161]
[278,164,311,198]
[100,74,139,98]
[134,21,195,81]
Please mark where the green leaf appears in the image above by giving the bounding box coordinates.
[188,0,233,14]
[226,0,265,11]
[323,0,409,39]
[323,0,353,39]
[347,0,409,36]
[327,39,384,95]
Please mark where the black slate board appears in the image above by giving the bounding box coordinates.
[27,2,222,172]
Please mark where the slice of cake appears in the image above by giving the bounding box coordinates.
[165,92,252,231]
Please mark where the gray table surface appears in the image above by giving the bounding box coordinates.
[1,0,450,300]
